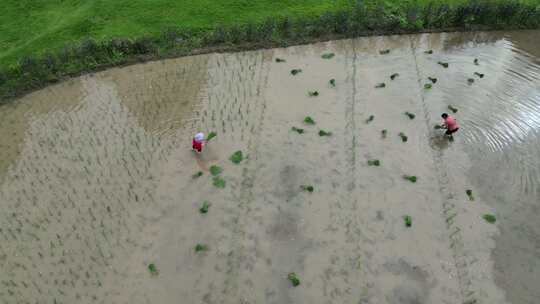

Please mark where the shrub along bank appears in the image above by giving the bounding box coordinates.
[1,0,539,103]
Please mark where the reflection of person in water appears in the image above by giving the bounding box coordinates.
[192,132,205,153]
[441,113,459,139]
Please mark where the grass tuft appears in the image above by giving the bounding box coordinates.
[482,214,496,224]
[304,116,315,125]
[229,151,244,164]
[403,175,417,183]
[210,165,223,176]
[398,132,408,142]
[288,273,300,286]
[367,159,381,166]
[321,53,335,59]
[199,201,210,214]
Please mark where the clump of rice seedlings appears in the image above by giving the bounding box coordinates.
[291,69,302,75]
[381,129,388,138]
[367,159,381,166]
[199,201,210,214]
[448,105,458,113]
[425,50,433,54]
[148,264,159,275]
[379,49,390,55]
[398,132,408,142]
[474,58,479,65]
[390,73,399,80]
[288,273,301,286]
[195,244,209,252]
[466,189,474,201]
[403,175,417,183]
[428,77,437,83]
[424,83,432,89]
[300,185,314,192]
[438,61,449,68]
[229,151,244,164]
[308,91,319,97]
[434,124,443,129]
[375,83,386,88]
[210,165,223,176]
[192,171,203,179]
[304,116,316,125]
[319,130,332,137]
[404,215,412,227]
[404,112,415,120]
[213,176,226,188]
[275,58,286,63]
[329,79,336,87]
[482,214,496,224]
[321,53,335,59]
[474,72,484,78]
[468,78,475,84]
[207,132,217,142]
[292,126,305,134]
[365,115,375,123]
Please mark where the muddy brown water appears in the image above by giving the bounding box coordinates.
[1,30,539,304]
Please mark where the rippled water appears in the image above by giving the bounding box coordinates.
[0,31,539,304]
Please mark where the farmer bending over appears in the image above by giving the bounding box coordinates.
[441,113,459,139]
[192,132,205,153]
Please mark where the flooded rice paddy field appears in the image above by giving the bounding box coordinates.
[1,30,539,304]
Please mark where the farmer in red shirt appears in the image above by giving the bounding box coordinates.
[192,132,205,153]
[441,113,459,138]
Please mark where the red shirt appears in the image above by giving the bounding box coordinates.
[192,139,203,151]
[444,116,459,131]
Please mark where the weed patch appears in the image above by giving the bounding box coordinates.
[292,126,305,134]
[403,175,417,183]
[288,273,300,286]
[466,189,474,201]
[291,69,302,76]
[367,159,381,166]
[448,105,458,113]
[438,61,449,68]
[229,151,244,164]
[319,130,332,136]
[483,214,496,224]
[199,201,210,214]
[195,244,209,252]
[148,264,159,276]
[321,53,335,59]
[398,132,408,142]
[210,165,223,176]
[304,116,316,125]
[404,215,412,227]
[365,115,375,123]
[213,176,226,188]
[300,185,314,192]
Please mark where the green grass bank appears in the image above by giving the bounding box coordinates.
[1,0,539,103]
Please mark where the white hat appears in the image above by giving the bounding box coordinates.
[195,132,205,142]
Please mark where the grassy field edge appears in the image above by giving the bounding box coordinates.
[1,0,539,103]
